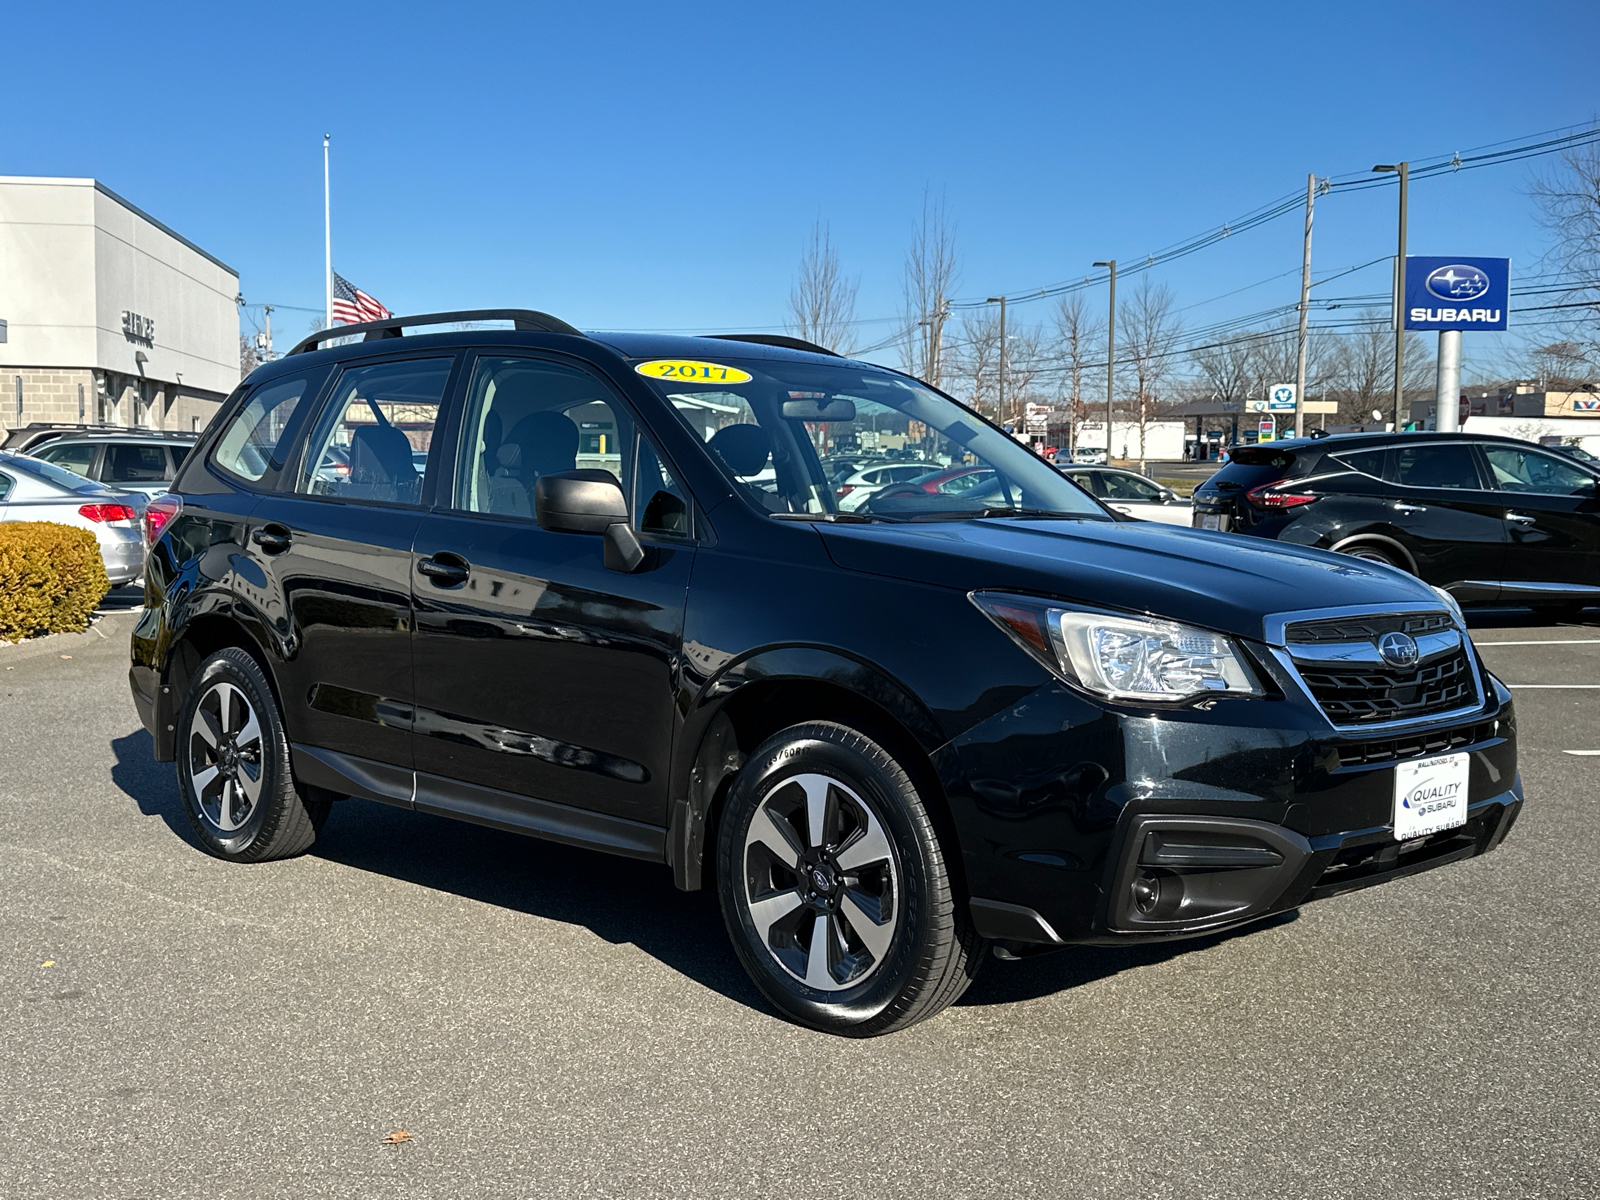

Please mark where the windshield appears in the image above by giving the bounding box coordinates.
[635,357,1106,521]
[1,453,114,495]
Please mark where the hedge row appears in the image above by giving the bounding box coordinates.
[0,522,111,643]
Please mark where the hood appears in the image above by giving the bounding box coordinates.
[819,518,1442,644]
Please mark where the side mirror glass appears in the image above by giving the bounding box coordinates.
[781,397,856,422]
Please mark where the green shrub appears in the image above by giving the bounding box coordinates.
[0,522,112,642]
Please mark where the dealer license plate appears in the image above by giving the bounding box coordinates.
[1199,514,1222,531]
[1392,752,1469,841]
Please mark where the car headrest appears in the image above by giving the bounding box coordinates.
[349,423,417,485]
[708,423,771,477]
[506,410,580,477]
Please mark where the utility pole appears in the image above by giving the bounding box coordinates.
[987,296,1007,426]
[1093,261,1116,461]
[263,304,274,361]
[1293,173,1316,438]
[1374,161,1409,429]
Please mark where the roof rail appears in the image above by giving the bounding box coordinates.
[286,309,584,356]
[705,333,840,358]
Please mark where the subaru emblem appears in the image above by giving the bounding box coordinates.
[1424,264,1490,302]
[1377,631,1420,668]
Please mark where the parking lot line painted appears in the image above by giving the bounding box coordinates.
[1563,750,1600,756]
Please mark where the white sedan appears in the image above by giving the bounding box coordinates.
[0,451,147,585]
[1059,466,1194,525]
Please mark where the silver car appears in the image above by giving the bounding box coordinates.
[0,451,147,586]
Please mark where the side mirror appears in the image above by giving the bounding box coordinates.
[533,469,646,572]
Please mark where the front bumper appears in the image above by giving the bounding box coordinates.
[938,672,1520,947]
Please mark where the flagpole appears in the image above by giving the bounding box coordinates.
[323,134,332,330]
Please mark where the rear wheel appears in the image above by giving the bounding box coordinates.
[1339,543,1405,571]
[716,721,982,1037]
[176,648,330,861]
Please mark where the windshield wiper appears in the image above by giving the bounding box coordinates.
[768,511,894,524]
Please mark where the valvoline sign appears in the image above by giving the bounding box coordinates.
[1404,256,1510,331]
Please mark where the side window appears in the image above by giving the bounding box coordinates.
[1483,446,1596,496]
[37,442,98,478]
[298,358,452,505]
[0,471,12,502]
[1102,472,1161,501]
[106,444,169,483]
[633,435,690,536]
[213,375,318,483]
[1335,448,1388,479]
[454,356,631,518]
[170,444,191,470]
[1391,444,1482,490]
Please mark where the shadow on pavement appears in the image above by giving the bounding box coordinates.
[958,910,1300,1007]
[109,728,1302,1019]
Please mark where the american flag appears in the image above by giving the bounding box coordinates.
[331,272,392,325]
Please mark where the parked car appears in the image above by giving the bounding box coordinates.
[130,310,1522,1037]
[1191,433,1600,618]
[0,450,147,585]
[1546,443,1599,465]
[19,428,200,498]
[1072,447,1108,465]
[1059,466,1193,526]
[835,461,942,511]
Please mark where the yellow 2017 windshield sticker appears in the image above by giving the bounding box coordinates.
[634,359,753,385]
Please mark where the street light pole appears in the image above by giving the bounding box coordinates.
[1374,161,1409,429]
[1093,261,1116,461]
[987,296,1007,426]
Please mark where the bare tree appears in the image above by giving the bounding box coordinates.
[950,309,1000,417]
[1003,324,1044,429]
[1531,139,1600,366]
[1119,279,1181,464]
[786,220,858,353]
[1322,314,1432,424]
[900,192,958,388]
[1524,339,1595,390]
[1190,332,1256,408]
[1053,295,1103,450]
[239,335,259,380]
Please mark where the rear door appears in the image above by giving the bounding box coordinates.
[243,354,458,777]
[1379,441,1507,590]
[1480,442,1600,591]
[408,352,694,832]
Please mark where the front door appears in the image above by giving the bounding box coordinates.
[1380,441,1507,589]
[244,354,456,775]
[1480,442,1600,591]
[409,353,694,833]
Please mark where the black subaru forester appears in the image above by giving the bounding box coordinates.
[130,310,1522,1036]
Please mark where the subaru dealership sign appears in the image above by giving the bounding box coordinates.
[1404,256,1510,331]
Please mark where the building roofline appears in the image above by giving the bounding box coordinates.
[0,176,238,278]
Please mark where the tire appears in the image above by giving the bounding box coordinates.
[1339,543,1405,570]
[716,721,983,1037]
[175,648,331,862]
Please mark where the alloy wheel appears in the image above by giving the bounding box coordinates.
[742,772,900,992]
[187,680,264,834]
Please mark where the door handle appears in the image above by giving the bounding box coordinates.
[1506,512,1537,526]
[417,552,470,586]
[250,524,292,553]
[1392,502,1427,514]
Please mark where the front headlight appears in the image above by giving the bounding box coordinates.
[971,592,1262,703]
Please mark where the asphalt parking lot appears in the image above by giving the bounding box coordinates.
[1,598,1596,1199]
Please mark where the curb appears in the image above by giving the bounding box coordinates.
[0,610,140,665]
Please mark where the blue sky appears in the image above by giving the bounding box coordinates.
[8,1,1598,377]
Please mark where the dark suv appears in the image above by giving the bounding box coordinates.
[129,311,1522,1036]
[1192,432,1600,618]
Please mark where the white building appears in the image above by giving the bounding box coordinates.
[1074,418,1187,461]
[0,176,239,437]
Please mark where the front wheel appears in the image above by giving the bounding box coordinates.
[716,721,982,1036]
[175,648,331,861]
[1339,543,1404,570]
